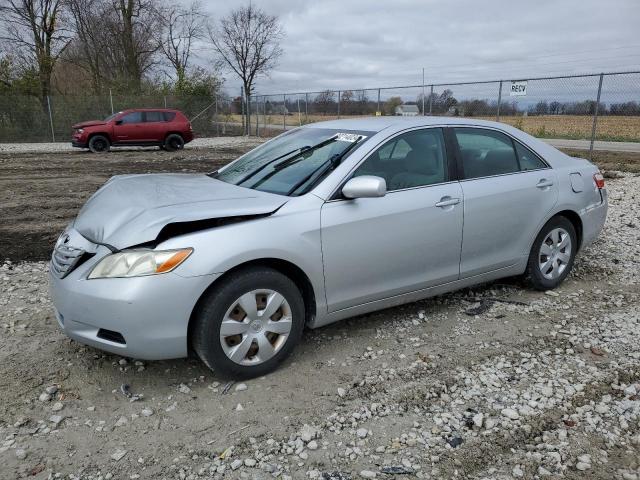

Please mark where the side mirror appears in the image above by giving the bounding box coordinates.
[342,176,387,199]
[115,120,123,125]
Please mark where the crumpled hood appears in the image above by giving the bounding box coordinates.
[73,174,287,248]
[72,120,107,129]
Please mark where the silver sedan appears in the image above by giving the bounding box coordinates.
[49,117,608,377]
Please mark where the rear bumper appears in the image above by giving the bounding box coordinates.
[49,246,220,360]
[580,189,608,249]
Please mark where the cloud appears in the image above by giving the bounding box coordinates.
[194,0,640,96]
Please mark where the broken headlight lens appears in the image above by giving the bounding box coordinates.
[88,248,193,279]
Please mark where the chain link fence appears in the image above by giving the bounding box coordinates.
[0,71,638,151]
[0,92,243,142]
[249,71,640,156]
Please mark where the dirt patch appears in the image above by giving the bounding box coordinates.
[0,141,260,262]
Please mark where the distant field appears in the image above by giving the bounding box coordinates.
[231,113,640,142]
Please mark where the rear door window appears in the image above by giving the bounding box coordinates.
[145,111,165,123]
[454,128,520,179]
[514,141,548,171]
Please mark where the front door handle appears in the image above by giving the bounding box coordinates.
[536,179,554,189]
[435,197,461,208]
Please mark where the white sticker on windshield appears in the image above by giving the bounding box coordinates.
[335,133,365,143]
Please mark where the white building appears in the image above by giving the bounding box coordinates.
[394,104,420,116]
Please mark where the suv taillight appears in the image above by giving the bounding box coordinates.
[188,123,193,131]
[593,172,605,189]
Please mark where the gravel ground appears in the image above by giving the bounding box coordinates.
[0,169,639,479]
[0,137,260,154]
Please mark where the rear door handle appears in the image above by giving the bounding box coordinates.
[435,197,461,208]
[536,179,554,188]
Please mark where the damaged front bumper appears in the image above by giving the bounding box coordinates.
[48,229,220,360]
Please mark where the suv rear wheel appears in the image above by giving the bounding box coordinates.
[163,134,184,152]
[88,135,110,153]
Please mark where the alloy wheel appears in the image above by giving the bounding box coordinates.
[538,227,572,280]
[219,289,293,366]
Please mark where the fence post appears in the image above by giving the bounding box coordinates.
[283,94,286,130]
[377,89,381,115]
[263,96,267,134]
[215,95,219,136]
[337,90,341,119]
[255,96,259,136]
[589,73,604,160]
[496,80,503,121]
[297,96,301,126]
[109,89,114,115]
[241,87,246,135]
[246,93,251,136]
[422,68,425,115]
[305,93,309,123]
[164,96,167,108]
[46,95,55,142]
[429,85,434,115]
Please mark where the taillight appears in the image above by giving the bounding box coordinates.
[593,172,605,189]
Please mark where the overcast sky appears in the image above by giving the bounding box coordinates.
[195,0,640,96]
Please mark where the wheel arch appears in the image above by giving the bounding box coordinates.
[553,209,583,251]
[87,131,112,143]
[164,131,185,140]
[187,258,317,351]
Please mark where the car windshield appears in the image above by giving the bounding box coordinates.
[212,128,373,196]
[104,112,121,122]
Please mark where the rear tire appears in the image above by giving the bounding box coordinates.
[192,267,305,379]
[524,216,577,290]
[163,133,184,152]
[88,135,110,153]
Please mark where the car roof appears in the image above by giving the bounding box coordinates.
[303,116,513,133]
[120,108,182,113]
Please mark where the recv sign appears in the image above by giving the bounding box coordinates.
[510,81,528,96]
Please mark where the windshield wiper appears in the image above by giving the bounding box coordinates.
[247,136,340,190]
[231,145,311,185]
[286,136,364,196]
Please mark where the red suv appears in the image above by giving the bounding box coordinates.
[71,108,194,153]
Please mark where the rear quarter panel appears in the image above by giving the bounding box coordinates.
[531,152,607,252]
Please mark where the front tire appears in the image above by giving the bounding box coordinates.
[524,216,577,290]
[88,135,110,153]
[192,267,305,378]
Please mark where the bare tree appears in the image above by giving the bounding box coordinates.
[208,4,283,134]
[109,0,161,90]
[0,0,72,108]
[66,0,108,92]
[314,90,335,115]
[158,0,205,86]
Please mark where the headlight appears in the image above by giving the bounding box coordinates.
[76,128,84,133]
[88,248,193,279]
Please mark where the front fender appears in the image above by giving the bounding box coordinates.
[156,194,327,312]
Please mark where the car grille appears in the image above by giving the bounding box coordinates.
[51,241,86,279]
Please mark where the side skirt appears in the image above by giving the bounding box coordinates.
[310,262,525,328]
